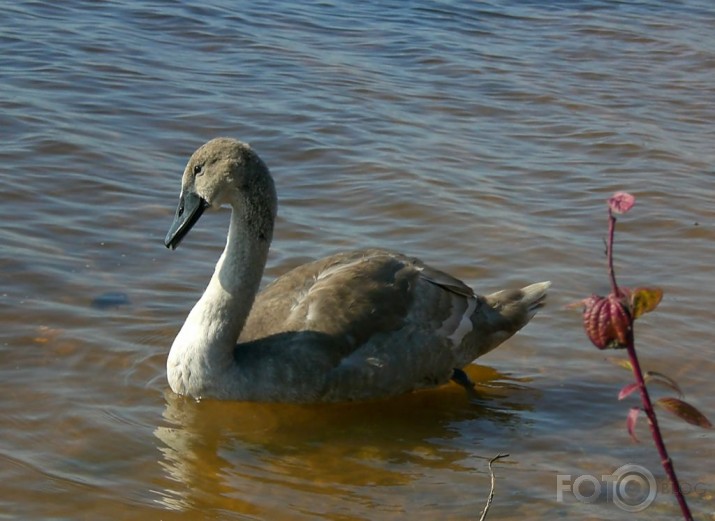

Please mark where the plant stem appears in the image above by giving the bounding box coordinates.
[607,210,693,520]
[625,338,693,520]
[606,210,621,296]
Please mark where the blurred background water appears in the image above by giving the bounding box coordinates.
[1,1,714,519]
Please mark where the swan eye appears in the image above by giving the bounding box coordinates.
[193,164,203,175]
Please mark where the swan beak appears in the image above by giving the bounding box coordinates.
[164,191,210,250]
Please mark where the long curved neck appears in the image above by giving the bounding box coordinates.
[210,207,270,344]
[167,205,271,395]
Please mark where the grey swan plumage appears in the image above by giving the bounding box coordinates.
[164,138,549,402]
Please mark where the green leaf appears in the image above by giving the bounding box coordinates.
[630,288,663,319]
[656,397,712,428]
[607,357,633,372]
[644,371,683,398]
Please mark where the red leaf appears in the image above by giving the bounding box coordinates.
[618,382,640,400]
[582,294,631,350]
[644,371,683,398]
[608,192,635,214]
[656,397,712,428]
[606,296,631,347]
[626,407,641,443]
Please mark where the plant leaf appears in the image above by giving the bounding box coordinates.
[626,407,641,443]
[644,371,683,397]
[630,288,663,319]
[608,192,635,214]
[656,397,712,428]
[563,298,590,310]
[618,382,640,400]
[607,357,633,371]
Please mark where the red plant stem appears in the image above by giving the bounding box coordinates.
[608,211,693,520]
[606,210,621,296]
[625,339,693,520]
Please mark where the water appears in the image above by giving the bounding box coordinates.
[2,1,714,519]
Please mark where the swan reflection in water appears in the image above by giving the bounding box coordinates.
[152,365,537,517]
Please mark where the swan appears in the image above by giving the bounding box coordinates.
[164,137,549,402]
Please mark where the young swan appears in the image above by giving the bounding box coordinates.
[164,138,549,402]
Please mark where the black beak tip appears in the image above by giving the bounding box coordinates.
[164,191,208,251]
[164,228,184,250]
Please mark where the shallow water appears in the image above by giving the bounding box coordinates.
[2,1,714,519]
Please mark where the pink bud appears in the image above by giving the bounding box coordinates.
[608,192,635,214]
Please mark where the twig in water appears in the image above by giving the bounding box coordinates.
[478,453,509,521]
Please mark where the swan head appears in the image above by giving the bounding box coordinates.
[164,138,277,250]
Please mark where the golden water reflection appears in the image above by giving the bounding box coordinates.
[153,366,536,518]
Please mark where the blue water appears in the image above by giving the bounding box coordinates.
[2,1,714,519]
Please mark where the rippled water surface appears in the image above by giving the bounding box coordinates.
[2,1,714,519]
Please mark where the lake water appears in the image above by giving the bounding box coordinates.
[2,1,714,519]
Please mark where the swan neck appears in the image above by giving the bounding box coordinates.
[209,206,270,342]
[167,205,271,396]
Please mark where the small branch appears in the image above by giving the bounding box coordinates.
[603,201,693,520]
[625,339,693,520]
[478,453,509,521]
[606,209,621,296]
